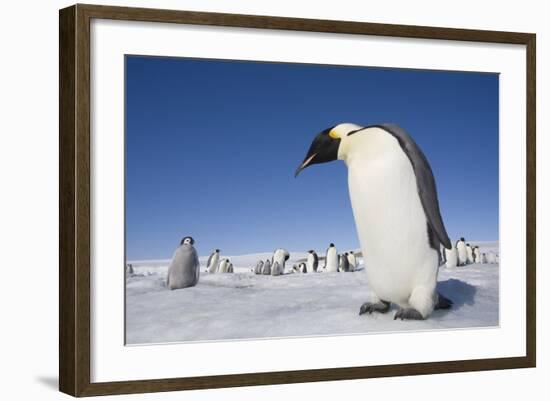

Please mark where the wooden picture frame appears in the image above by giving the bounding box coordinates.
[59,3,536,397]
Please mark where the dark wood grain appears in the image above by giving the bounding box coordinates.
[525,34,536,367]
[59,5,76,396]
[59,3,537,397]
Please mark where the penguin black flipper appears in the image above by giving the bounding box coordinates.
[206,253,213,268]
[375,123,452,250]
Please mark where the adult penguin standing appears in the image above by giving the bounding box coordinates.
[206,249,220,273]
[456,238,468,266]
[272,248,290,274]
[166,236,200,290]
[296,123,452,319]
[325,243,338,272]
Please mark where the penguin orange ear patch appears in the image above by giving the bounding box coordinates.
[328,129,341,139]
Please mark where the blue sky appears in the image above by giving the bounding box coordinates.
[125,56,498,260]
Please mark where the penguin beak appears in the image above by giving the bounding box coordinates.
[294,153,317,177]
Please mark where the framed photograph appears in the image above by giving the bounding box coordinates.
[59,4,536,397]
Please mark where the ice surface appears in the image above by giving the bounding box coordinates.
[125,243,499,345]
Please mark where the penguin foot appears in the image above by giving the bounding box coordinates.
[359,301,390,315]
[394,308,424,320]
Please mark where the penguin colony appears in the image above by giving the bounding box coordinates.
[158,238,362,292]
[442,237,498,268]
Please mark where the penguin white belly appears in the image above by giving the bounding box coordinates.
[347,138,438,307]
[306,254,315,272]
[457,244,467,265]
[208,254,219,273]
[326,248,338,272]
[445,246,458,268]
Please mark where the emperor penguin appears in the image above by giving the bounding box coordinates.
[254,260,264,274]
[166,236,200,290]
[299,262,308,273]
[466,243,474,264]
[227,262,234,273]
[347,251,357,272]
[296,123,453,319]
[456,238,468,266]
[262,259,271,275]
[207,249,220,273]
[444,243,458,268]
[218,258,230,273]
[126,263,134,276]
[339,252,350,272]
[487,251,497,264]
[271,261,282,276]
[273,248,290,274]
[325,243,338,272]
[480,253,487,264]
[473,246,481,264]
[307,250,319,272]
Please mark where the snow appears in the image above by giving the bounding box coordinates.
[125,243,499,345]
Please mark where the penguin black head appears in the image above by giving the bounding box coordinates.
[460,237,465,241]
[215,249,220,253]
[329,243,335,247]
[295,126,341,177]
[181,236,195,245]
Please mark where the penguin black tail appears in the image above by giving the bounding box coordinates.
[435,292,453,310]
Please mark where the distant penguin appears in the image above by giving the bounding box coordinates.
[254,260,264,274]
[466,244,474,264]
[262,259,271,275]
[166,236,200,290]
[307,250,319,272]
[445,243,458,268]
[473,246,481,264]
[271,261,283,276]
[346,251,356,271]
[339,252,350,272]
[487,251,497,264]
[296,123,453,319]
[456,238,468,266]
[480,253,487,264]
[325,243,338,272]
[126,263,134,276]
[298,262,307,273]
[207,249,220,273]
[218,258,230,273]
[273,248,290,274]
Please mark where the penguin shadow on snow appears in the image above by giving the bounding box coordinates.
[434,279,477,316]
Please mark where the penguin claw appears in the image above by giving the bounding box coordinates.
[394,308,424,320]
[359,301,390,315]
